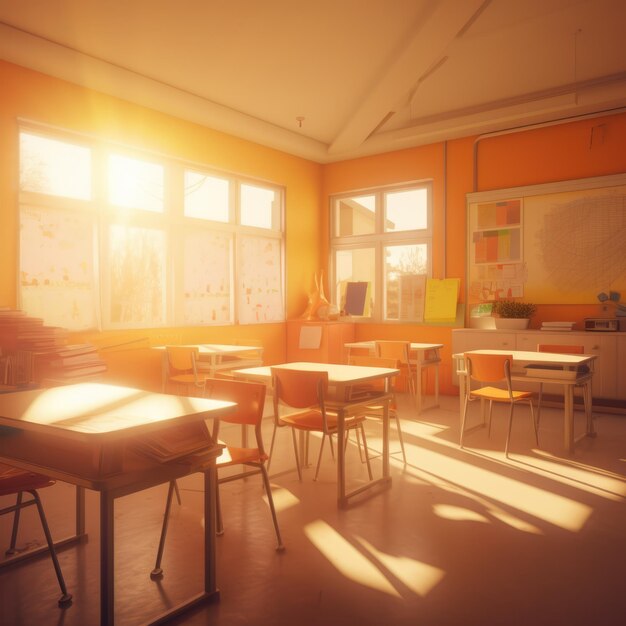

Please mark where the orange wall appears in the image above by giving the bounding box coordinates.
[2,60,626,394]
[0,60,322,390]
[322,112,626,394]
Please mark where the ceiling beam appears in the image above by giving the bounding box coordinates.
[327,0,489,156]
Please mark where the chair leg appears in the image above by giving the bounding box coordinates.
[314,434,327,481]
[394,414,407,464]
[151,480,176,579]
[530,401,539,446]
[291,428,303,481]
[259,465,284,551]
[357,425,374,480]
[505,404,515,457]
[537,383,544,428]
[173,480,182,505]
[460,393,471,447]
[30,490,72,606]
[266,422,279,474]
[6,492,23,556]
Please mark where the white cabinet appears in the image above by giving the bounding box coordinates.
[452,328,626,402]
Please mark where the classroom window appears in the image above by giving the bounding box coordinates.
[330,182,432,322]
[18,126,285,330]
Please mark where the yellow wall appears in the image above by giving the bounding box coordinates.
[2,60,626,395]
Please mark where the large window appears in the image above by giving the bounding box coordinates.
[330,182,432,322]
[18,127,285,330]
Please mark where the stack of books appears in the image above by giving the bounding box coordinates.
[38,343,107,382]
[540,321,575,331]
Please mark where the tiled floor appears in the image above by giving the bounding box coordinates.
[1,393,625,625]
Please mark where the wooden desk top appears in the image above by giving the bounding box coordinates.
[0,382,234,442]
[0,383,233,492]
[232,362,399,385]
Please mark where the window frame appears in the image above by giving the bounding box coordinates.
[329,181,433,323]
[17,123,285,330]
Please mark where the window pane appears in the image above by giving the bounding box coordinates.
[238,236,283,323]
[385,188,428,232]
[182,230,232,324]
[335,248,375,316]
[20,132,91,200]
[108,155,164,212]
[240,184,275,229]
[384,244,428,319]
[107,225,166,325]
[184,171,229,222]
[335,195,375,236]
[19,207,97,329]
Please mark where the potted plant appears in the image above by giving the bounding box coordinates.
[492,300,536,330]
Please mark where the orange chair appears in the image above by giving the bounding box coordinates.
[348,355,406,463]
[374,341,415,396]
[536,344,591,427]
[460,353,538,457]
[270,367,372,481]
[152,378,283,577]
[165,346,213,396]
[0,463,72,606]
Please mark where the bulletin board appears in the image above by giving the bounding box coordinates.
[467,173,626,306]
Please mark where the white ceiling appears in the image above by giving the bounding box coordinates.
[1,0,625,163]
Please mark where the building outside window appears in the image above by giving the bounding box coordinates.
[330,182,432,322]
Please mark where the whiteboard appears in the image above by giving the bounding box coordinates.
[467,173,626,305]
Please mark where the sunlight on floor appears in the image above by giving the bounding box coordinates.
[356,536,445,597]
[524,449,626,500]
[305,520,401,597]
[264,485,300,512]
[402,446,592,532]
[304,520,445,598]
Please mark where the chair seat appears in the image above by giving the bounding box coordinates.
[470,386,533,402]
[0,465,55,496]
[216,444,267,467]
[280,409,364,431]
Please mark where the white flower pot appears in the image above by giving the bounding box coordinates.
[494,318,530,330]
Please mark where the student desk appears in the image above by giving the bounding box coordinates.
[0,382,235,626]
[452,349,597,453]
[231,362,398,507]
[345,341,443,413]
[154,343,263,390]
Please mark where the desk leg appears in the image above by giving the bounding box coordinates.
[458,367,466,430]
[337,409,347,507]
[564,384,574,453]
[100,492,114,626]
[76,486,86,536]
[415,365,423,414]
[382,398,390,480]
[203,468,218,597]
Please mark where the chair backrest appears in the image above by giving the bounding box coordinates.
[271,367,328,409]
[204,377,266,427]
[537,344,584,354]
[375,340,410,364]
[465,353,513,385]
[166,346,200,374]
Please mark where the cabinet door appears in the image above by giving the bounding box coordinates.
[617,336,626,401]
[582,334,617,400]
